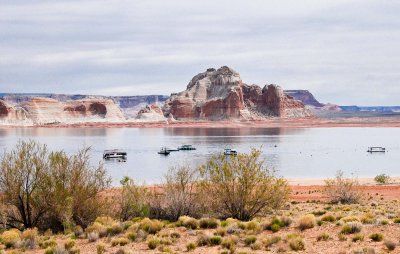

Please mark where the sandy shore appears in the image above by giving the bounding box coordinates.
[2,116,400,128]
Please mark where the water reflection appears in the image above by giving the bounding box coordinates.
[163,127,304,136]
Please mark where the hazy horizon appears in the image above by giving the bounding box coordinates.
[1,1,399,106]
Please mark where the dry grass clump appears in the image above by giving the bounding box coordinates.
[393,218,400,223]
[86,222,107,237]
[39,238,57,249]
[186,242,196,251]
[87,232,100,242]
[321,213,336,222]
[139,218,164,234]
[196,233,211,246]
[244,235,257,246]
[263,235,281,248]
[1,229,21,248]
[369,233,383,242]
[199,218,219,229]
[317,232,330,241]
[289,237,305,251]
[360,213,376,224]
[221,236,238,250]
[298,214,316,230]
[384,239,397,251]
[111,237,130,246]
[351,233,364,242]
[209,235,222,246]
[96,243,106,254]
[178,216,199,230]
[147,237,160,249]
[341,222,362,234]
[21,228,39,249]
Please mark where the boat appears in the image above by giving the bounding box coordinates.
[224,148,238,156]
[158,147,170,155]
[367,147,386,153]
[166,148,179,152]
[178,145,196,151]
[103,150,127,160]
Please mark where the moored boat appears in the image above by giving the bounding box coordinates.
[158,147,170,155]
[367,147,386,153]
[103,150,127,159]
[224,148,237,156]
[178,145,196,150]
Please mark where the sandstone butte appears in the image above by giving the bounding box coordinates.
[162,66,311,120]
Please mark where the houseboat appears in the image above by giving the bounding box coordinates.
[367,147,386,153]
[178,145,196,150]
[158,147,171,155]
[224,148,238,156]
[103,150,127,159]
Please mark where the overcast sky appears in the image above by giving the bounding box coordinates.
[0,0,399,105]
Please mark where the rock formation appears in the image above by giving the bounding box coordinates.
[136,104,166,121]
[163,66,311,120]
[0,98,125,125]
[284,90,324,107]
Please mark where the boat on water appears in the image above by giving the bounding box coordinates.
[103,150,127,160]
[178,145,196,150]
[224,148,238,156]
[367,147,386,153]
[158,147,170,155]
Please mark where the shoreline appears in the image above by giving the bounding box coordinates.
[2,116,400,128]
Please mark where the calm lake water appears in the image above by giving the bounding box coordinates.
[0,127,398,185]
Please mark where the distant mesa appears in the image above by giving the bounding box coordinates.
[162,66,311,120]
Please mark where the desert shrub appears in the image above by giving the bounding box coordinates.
[341,222,362,234]
[64,239,75,250]
[96,243,106,254]
[384,239,397,251]
[86,222,107,237]
[209,235,222,246]
[270,223,280,232]
[139,218,163,234]
[199,148,290,221]
[393,218,400,223]
[111,237,129,246]
[250,242,262,250]
[214,227,226,236]
[360,213,376,224]
[196,233,211,246]
[337,233,347,241]
[369,233,383,242]
[118,177,149,221]
[244,235,257,246]
[321,213,336,222]
[199,218,219,229]
[87,232,99,242]
[245,220,261,231]
[352,233,364,242]
[263,235,281,247]
[317,232,330,241]
[178,216,199,229]
[298,214,316,230]
[289,237,305,251]
[107,222,123,236]
[1,229,21,248]
[39,239,57,249]
[0,141,110,231]
[221,236,237,250]
[125,232,137,241]
[21,228,38,249]
[324,170,362,204]
[186,242,196,251]
[374,174,390,184]
[147,237,160,249]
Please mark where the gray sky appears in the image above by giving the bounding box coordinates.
[1,0,399,105]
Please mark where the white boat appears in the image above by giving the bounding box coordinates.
[224,148,238,156]
[158,147,170,155]
[103,150,127,159]
[178,145,196,150]
[367,147,386,153]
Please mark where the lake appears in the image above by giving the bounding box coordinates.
[0,127,398,185]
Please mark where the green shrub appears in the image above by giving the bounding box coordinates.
[321,213,336,222]
[199,218,219,229]
[186,242,196,251]
[96,243,106,254]
[369,233,383,242]
[244,235,257,246]
[111,237,129,246]
[197,234,210,246]
[147,237,160,249]
[298,214,316,230]
[341,222,362,234]
[270,223,280,232]
[139,218,163,234]
[1,229,21,248]
[178,216,199,230]
[39,239,57,249]
[374,174,390,184]
[209,236,222,246]
[263,235,281,247]
[246,220,260,231]
[338,233,347,241]
[64,239,76,250]
[289,238,305,251]
[221,236,237,250]
[393,218,400,223]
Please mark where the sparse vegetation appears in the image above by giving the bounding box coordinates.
[341,222,363,234]
[384,239,397,251]
[289,237,305,251]
[324,170,362,204]
[369,233,383,242]
[374,174,391,184]
[298,214,316,230]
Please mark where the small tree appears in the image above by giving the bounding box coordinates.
[199,148,290,221]
[374,174,391,185]
[324,170,362,204]
[118,176,149,221]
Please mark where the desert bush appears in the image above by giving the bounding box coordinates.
[147,237,160,249]
[1,229,21,248]
[64,239,75,250]
[263,235,281,247]
[117,177,149,221]
[393,218,400,223]
[244,235,257,246]
[221,236,237,250]
[39,239,57,249]
[374,174,391,184]
[139,218,163,234]
[178,216,199,229]
[321,213,336,222]
[186,242,196,251]
[324,170,362,204]
[0,141,110,231]
[199,148,290,221]
[111,237,129,246]
[341,222,362,234]
[87,232,99,242]
[21,228,38,249]
[196,233,211,246]
[289,237,305,251]
[351,233,364,242]
[337,233,347,241]
[209,235,222,246]
[360,213,376,224]
[199,218,219,229]
[96,243,106,254]
[317,232,330,241]
[369,233,383,242]
[298,214,316,230]
[384,239,397,251]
